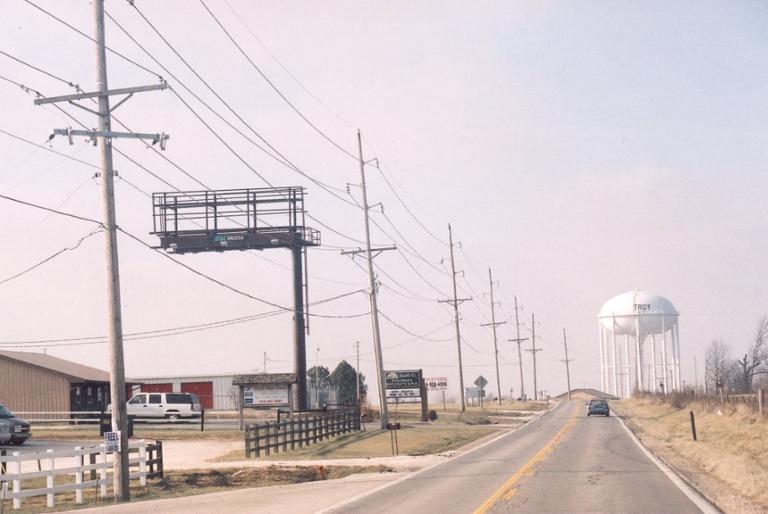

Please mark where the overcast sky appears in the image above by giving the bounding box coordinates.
[1,1,766,403]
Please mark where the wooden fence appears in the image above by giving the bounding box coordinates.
[245,410,360,458]
[0,440,163,510]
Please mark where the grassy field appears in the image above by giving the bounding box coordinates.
[6,465,389,514]
[616,397,768,513]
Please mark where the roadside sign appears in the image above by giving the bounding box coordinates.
[385,369,424,404]
[425,376,448,391]
[104,431,121,454]
[474,375,488,389]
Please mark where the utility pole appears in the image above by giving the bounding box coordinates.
[507,296,528,401]
[694,356,698,392]
[33,0,168,501]
[562,329,574,400]
[481,269,505,405]
[525,313,543,400]
[341,131,395,429]
[438,224,471,412]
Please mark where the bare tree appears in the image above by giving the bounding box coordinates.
[735,316,768,393]
[705,339,735,393]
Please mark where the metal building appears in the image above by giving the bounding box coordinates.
[0,350,120,412]
[597,290,681,398]
[133,374,241,410]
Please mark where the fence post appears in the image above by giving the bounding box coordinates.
[313,417,318,444]
[282,421,288,452]
[273,422,280,455]
[201,409,205,432]
[12,452,21,510]
[689,411,698,441]
[255,425,261,457]
[139,440,147,487]
[75,446,84,504]
[156,440,164,479]
[245,424,251,458]
[46,448,55,508]
[290,418,296,451]
[1,449,5,475]
[265,421,271,456]
[99,446,108,498]
[759,388,764,417]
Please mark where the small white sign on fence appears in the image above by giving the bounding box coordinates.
[104,431,121,454]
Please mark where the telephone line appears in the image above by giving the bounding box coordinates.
[198,0,357,160]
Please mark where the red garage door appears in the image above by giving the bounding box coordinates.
[181,382,213,410]
[142,383,173,393]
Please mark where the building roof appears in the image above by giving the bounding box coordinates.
[232,373,296,385]
[0,350,111,382]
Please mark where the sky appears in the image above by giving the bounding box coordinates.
[1,1,766,404]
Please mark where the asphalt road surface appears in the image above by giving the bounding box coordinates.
[326,400,714,514]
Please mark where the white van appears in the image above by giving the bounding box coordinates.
[124,392,202,421]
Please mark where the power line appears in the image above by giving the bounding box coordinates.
[198,0,357,160]
[117,226,369,318]
[0,287,361,348]
[0,192,103,226]
[109,6,356,205]
[372,159,449,246]
[0,229,102,286]
[378,310,453,343]
[22,0,162,79]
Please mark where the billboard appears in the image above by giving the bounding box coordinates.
[425,376,448,391]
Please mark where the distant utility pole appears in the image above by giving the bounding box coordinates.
[438,224,471,412]
[525,313,543,400]
[694,356,698,392]
[33,0,168,501]
[481,269,505,405]
[508,296,528,401]
[341,131,395,429]
[562,329,574,400]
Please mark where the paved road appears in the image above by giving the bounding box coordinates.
[327,400,712,514]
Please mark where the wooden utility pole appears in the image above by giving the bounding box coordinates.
[562,329,574,400]
[32,1,168,500]
[481,269,505,405]
[508,296,528,401]
[438,224,471,412]
[526,313,542,400]
[341,131,396,429]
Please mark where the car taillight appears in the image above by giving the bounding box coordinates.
[193,403,201,411]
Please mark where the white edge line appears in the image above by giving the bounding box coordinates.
[316,402,559,514]
[615,414,722,514]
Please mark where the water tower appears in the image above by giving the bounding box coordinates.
[597,291,680,398]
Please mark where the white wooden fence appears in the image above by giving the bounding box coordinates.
[0,440,149,510]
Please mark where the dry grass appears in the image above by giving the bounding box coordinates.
[617,397,768,513]
[3,465,391,514]
[217,424,496,462]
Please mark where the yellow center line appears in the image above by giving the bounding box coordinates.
[473,405,579,514]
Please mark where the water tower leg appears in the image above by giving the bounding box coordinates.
[624,335,631,398]
[635,315,643,393]
[611,322,618,397]
[651,334,657,394]
[674,322,682,391]
[599,326,606,392]
[662,316,668,394]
